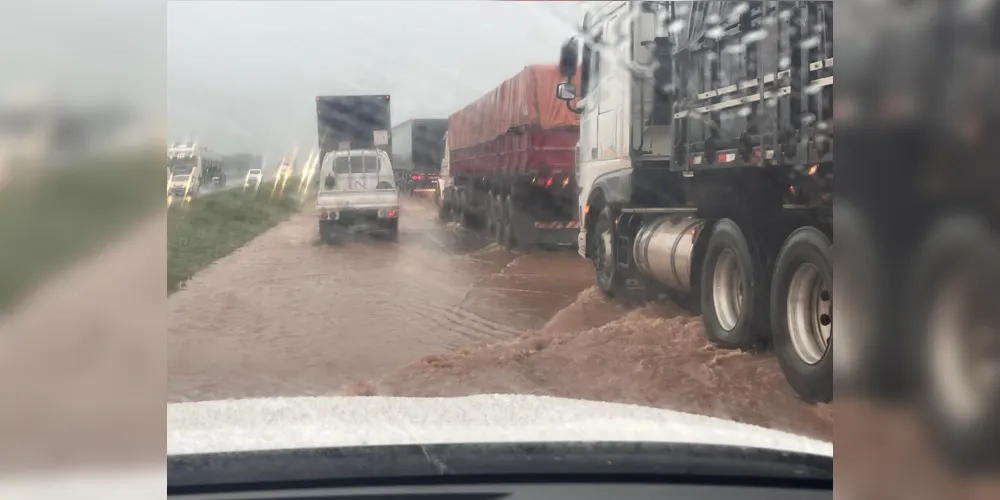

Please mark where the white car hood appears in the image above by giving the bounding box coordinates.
[168,394,832,457]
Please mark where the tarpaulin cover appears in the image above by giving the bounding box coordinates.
[448,64,581,151]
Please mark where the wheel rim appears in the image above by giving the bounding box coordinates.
[712,249,744,332]
[928,269,1000,430]
[786,263,832,365]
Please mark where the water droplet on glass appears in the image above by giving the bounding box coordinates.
[800,35,820,49]
[668,19,686,33]
[707,26,725,39]
[779,56,791,69]
[724,43,745,54]
[813,23,825,34]
[675,3,690,15]
[766,98,778,107]
[779,9,793,21]
[727,2,750,22]
[763,15,776,27]
[805,82,824,95]
[743,29,768,44]
[705,52,718,61]
[737,106,752,117]
[706,14,721,25]
[802,113,817,125]
[817,121,829,131]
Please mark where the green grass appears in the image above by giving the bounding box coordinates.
[0,151,161,312]
[167,182,302,293]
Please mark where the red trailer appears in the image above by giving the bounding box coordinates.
[442,64,581,250]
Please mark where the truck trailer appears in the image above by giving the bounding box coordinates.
[555,2,833,402]
[391,118,448,195]
[442,65,582,250]
[316,95,392,172]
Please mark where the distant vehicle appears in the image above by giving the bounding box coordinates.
[443,65,580,250]
[315,149,400,242]
[167,142,224,199]
[244,168,263,189]
[167,173,196,203]
[391,118,448,195]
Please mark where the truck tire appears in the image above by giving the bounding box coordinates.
[486,193,497,235]
[386,219,400,242]
[498,195,516,250]
[699,219,770,351]
[909,213,1000,471]
[592,206,624,297]
[770,227,833,403]
[319,223,338,244]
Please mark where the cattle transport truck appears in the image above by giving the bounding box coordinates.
[554,1,833,403]
[441,65,582,250]
[391,118,448,195]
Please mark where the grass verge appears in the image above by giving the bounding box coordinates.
[0,151,161,312]
[168,182,302,294]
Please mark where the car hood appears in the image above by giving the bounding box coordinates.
[168,394,832,457]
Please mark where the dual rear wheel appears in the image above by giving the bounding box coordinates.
[698,219,832,403]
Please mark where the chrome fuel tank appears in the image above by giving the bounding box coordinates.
[632,216,707,293]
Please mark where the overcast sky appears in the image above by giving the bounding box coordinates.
[167,1,584,161]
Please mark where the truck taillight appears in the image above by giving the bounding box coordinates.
[545,177,554,188]
[412,174,422,180]
[388,209,397,218]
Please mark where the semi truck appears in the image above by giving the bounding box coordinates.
[554,2,833,402]
[167,142,225,200]
[316,95,392,173]
[391,118,448,195]
[441,64,582,250]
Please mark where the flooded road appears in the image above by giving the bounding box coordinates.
[168,195,832,440]
[168,196,595,402]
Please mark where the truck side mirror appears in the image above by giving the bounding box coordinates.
[556,82,578,102]
[559,39,579,78]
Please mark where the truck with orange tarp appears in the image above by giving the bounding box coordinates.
[438,64,581,250]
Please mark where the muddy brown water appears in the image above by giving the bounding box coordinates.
[168,196,831,441]
[168,196,595,402]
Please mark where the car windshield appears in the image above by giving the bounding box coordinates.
[161,0,834,464]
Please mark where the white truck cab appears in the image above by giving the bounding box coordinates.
[316,149,400,242]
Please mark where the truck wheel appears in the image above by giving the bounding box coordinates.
[700,219,770,351]
[770,227,833,403]
[501,195,517,250]
[319,223,337,244]
[910,213,1000,471]
[592,206,623,297]
[459,209,476,228]
[485,193,497,235]
[386,219,400,242]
